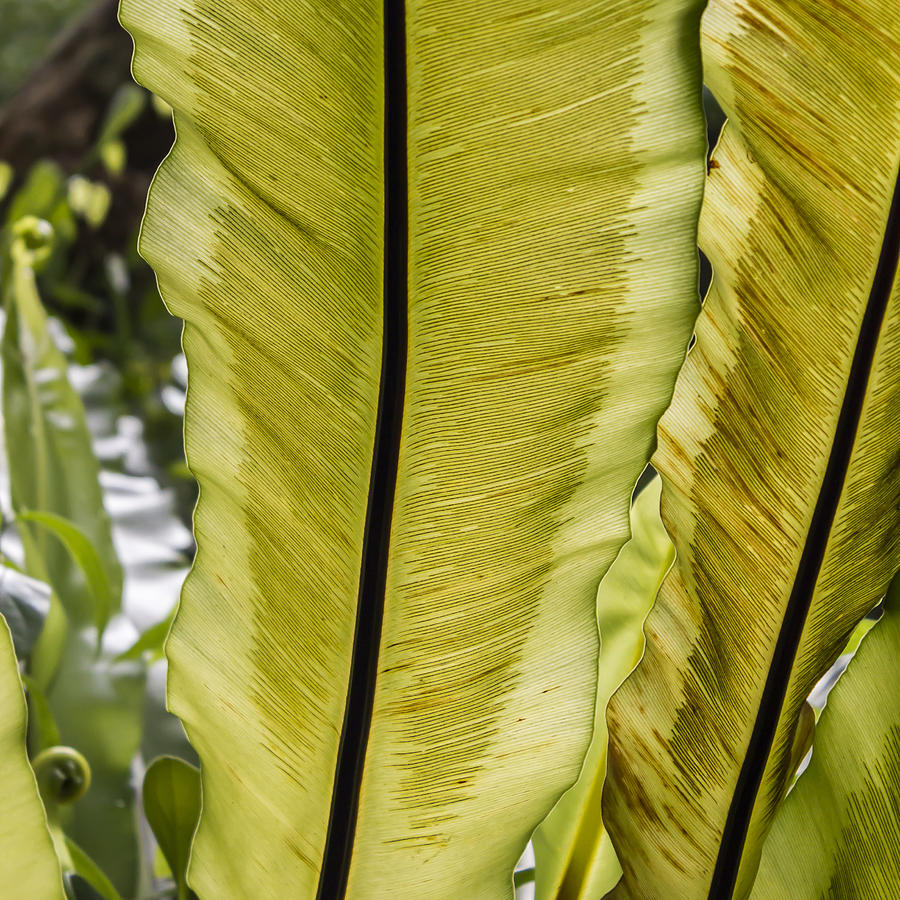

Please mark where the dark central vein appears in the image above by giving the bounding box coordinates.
[709,163,900,899]
[316,2,408,896]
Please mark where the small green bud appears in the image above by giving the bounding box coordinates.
[32,746,91,805]
[10,216,55,270]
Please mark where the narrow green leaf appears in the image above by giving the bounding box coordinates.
[17,511,115,638]
[533,476,674,900]
[49,633,147,898]
[95,84,147,149]
[0,615,66,898]
[22,673,62,752]
[65,838,125,900]
[751,576,900,898]
[115,609,173,663]
[143,756,201,900]
[0,161,12,202]
[29,592,69,690]
[64,876,105,900]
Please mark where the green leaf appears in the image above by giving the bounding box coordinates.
[751,576,900,898]
[17,511,116,638]
[3,162,65,231]
[66,178,112,230]
[99,142,126,179]
[533,476,674,900]
[65,838,125,900]
[603,3,900,898]
[143,756,201,900]
[95,84,147,149]
[1,221,122,629]
[115,609,173,663]
[0,566,51,657]
[0,615,66,898]
[0,161,12,202]
[120,0,707,895]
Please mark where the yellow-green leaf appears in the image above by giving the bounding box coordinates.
[603,3,900,898]
[752,575,900,898]
[0,161,12,202]
[0,615,66,898]
[532,475,673,900]
[120,0,707,896]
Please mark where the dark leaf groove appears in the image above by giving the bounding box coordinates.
[316,1,408,895]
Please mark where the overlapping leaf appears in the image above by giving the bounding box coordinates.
[752,575,900,898]
[120,0,707,895]
[603,2,900,897]
[533,476,673,900]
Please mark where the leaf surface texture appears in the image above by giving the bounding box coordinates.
[603,2,900,897]
[0,617,65,899]
[752,576,900,899]
[120,0,707,895]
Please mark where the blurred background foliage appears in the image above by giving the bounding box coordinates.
[0,0,188,515]
[1,3,199,898]
[0,0,93,104]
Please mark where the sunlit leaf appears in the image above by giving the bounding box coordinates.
[17,510,116,638]
[603,3,900,897]
[532,476,673,900]
[120,0,708,895]
[751,576,900,898]
[115,609,172,663]
[0,615,66,898]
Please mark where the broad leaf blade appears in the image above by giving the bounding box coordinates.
[120,1,707,896]
[533,476,673,900]
[752,576,900,898]
[604,3,900,898]
[0,616,66,899]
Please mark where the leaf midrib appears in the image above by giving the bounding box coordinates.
[708,161,900,898]
[315,1,408,897]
